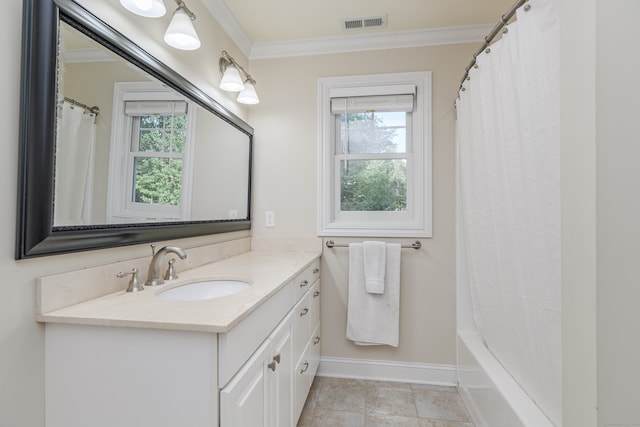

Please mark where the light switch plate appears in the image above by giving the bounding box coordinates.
[265,211,275,227]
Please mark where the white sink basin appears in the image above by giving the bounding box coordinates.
[158,280,251,301]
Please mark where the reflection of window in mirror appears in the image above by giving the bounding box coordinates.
[107,82,196,223]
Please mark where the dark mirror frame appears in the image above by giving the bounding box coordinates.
[16,0,253,259]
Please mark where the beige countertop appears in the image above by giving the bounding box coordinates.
[37,250,320,333]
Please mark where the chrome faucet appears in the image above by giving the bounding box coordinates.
[145,245,187,286]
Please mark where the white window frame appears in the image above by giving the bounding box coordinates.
[317,72,432,237]
[107,82,196,223]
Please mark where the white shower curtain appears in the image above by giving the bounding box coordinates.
[455,0,560,425]
[54,101,97,225]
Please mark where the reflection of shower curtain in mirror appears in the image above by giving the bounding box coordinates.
[54,101,97,225]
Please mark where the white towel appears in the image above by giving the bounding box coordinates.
[363,241,386,294]
[346,243,401,347]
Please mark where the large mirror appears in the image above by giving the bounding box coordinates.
[16,0,253,259]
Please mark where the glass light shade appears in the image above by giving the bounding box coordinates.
[120,0,166,17]
[237,82,260,105]
[163,8,201,50]
[219,67,245,92]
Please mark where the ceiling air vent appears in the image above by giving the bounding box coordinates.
[342,15,388,31]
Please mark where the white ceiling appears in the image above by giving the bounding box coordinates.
[202,0,516,58]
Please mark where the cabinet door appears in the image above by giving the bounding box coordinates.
[269,313,293,427]
[221,339,271,427]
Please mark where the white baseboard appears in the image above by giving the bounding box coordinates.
[317,356,457,386]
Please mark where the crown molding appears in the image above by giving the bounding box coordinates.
[196,1,491,60]
[200,0,253,58]
[249,24,493,60]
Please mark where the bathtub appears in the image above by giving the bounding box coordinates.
[457,331,556,427]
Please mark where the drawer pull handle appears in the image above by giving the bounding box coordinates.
[313,291,320,298]
[300,308,309,316]
[313,268,319,274]
[300,361,309,374]
[313,336,320,345]
[268,361,277,372]
[300,280,309,288]
[273,354,281,364]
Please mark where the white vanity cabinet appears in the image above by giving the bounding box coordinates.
[43,256,320,427]
[220,259,320,427]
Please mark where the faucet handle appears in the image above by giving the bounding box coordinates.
[117,268,144,293]
[150,244,157,256]
[164,259,179,281]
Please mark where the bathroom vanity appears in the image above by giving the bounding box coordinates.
[38,247,320,427]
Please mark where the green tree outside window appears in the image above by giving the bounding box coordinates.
[338,112,408,212]
[132,114,187,206]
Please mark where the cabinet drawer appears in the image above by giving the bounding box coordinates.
[293,280,321,360]
[295,259,320,302]
[292,293,310,359]
[309,281,320,328]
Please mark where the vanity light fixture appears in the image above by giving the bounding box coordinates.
[120,0,167,18]
[121,0,200,50]
[219,51,260,104]
[164,1,201,50]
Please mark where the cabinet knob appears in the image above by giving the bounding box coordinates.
[300,308,309,317]
[313,336,320,345]
[268,361,277,372]
[300,279,309,288]
[300,361,309,374]
[273,354,281,364]
[312,268,319,274]
[313,291,320,298]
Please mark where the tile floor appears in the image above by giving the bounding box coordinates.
[297,376,475,427]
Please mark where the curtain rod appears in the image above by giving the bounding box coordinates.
[63,97,100,116]
[456,0,529,96]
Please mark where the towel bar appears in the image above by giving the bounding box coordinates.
[325,240,421,250]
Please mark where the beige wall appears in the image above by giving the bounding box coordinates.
[0,1,249,426]
[596,1,640,425]
[559,0,598,425]
[191,110,251,220]
[248,44,474,365]
[559,2,640,425]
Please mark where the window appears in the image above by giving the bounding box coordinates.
[107,82,196,223]
[318,73,432,237]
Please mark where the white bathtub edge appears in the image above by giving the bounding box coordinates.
[457,331,556,427]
